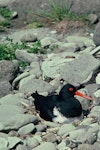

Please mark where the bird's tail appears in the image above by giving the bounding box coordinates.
[31,91,39,99]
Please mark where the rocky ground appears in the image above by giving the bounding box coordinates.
[0,0,100,150]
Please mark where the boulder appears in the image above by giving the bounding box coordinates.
[93,22,100,46]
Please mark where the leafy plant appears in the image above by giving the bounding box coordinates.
[28,41,46,54]
[0,43,16,60]
[0,7,13,19]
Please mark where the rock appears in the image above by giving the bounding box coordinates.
[42,56,72,78]
[33,142,57,150]
[7,137,23,149]
[11,11,18,19]
[70,0,100,19]
[0,60,19,82]
[50,41,79,52]
[15,49,38,63]
[35,124,47,132]
[79,118,93,126]
[93,22,100,46]
[78,144,94,150]
[0,0,12,6]
[43,121,60,128]
[0,93,30,105]
[42,133,57,143]
[66,35,95,47]
[20,33,37,42]
[0,81,12,98]
[18,123,36,135]
[12,71,30,89]
[88,14,98,24]
[96,73,100,84]
[88,106,100,117]
[16,144,28,150]
[30,61,42,78]
[69,128,86,140]
[0,104,38,130]
[26,137,39,148]
[76,131,97,144]
[57,123,76,136]
[40,37,57,48]
[0,137,8,149]
[93,89,100,105]
[19,78,54,94]
[60,53,99,85]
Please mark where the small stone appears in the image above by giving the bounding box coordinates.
[26,137,39,148]
[40,37,57,48]
[57,123,76,136]
[8,137,22,149]
[88,14,98,24]
[96,73,100,84]
[16,144,27,150]
[33,142,57,150]
[94,89,100,105]
[42,133,57,143]
[18,123,36,135]
[11,11,18,19]
[35,124,47,132]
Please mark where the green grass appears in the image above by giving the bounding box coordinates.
[34,0,90,23]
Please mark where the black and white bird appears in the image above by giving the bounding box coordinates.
[31,83,93,123]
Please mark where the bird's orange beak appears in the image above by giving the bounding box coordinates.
[75,91,93,101]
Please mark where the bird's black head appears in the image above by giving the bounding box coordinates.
[59,84,77,98]
[58,83,93,101]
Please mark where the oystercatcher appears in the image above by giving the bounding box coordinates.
[31,83,93,123]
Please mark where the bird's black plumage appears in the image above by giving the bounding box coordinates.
[31,84,83,122]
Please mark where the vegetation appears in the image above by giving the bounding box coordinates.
[0,38,47,61]
[0,7,13,19]
[34,0,89,23]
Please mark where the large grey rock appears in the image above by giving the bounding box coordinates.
[0,81,12,98]
[19,78,54,94]
[0,60,19,82]
[15,49,38,63]
[42,56,73,79]
[60,53,100,85]
[20,33,37,42]
[66,35,95,47]
[93,22,100,46]
[0,104,38,130]
[0,137,8,149]
[0,93,30,105]
[33,142,57,150]
[30,61,42,78]
[0,0,12,6]
[71,0,100,19]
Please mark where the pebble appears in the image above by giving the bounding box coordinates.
[57,123,76,136]
[18,123,36,135]
[33,142,57,150]
[42,133,57,143]
[26,137,40,148]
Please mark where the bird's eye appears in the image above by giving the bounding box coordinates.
[69,87,74,91]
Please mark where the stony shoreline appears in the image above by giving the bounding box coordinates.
[0,26,100,150]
